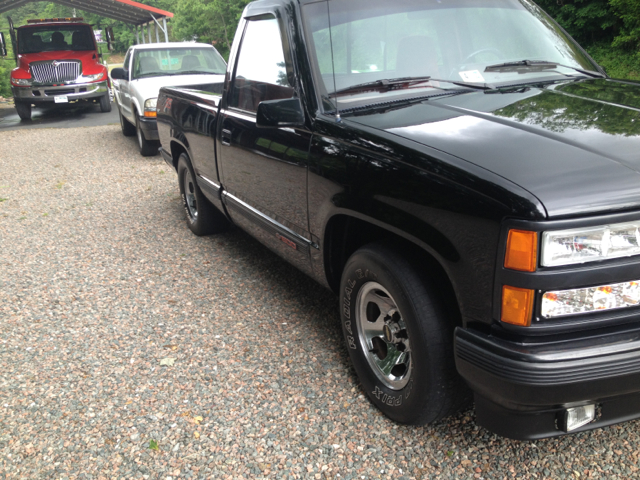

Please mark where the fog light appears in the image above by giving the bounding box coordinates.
[563,404,596,432]
[542,279,640,317]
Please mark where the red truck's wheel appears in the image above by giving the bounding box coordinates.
[15,101,32,121]
[99,93,112,113]
[340,243,469,425]
[177,153,229,236]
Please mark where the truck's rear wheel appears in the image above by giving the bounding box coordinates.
[15,101,32,121]
[136,115,159,156]
[177,153,229,236]
[340,243,469,425]
[99,93,112,113]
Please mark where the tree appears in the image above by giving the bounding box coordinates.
[610,0,640,51]
[172,0,250,60]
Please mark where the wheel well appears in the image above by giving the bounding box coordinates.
[170,142,187,170]
[324,215,461,325]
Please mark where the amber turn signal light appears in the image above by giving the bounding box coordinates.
[502,285,534,326]
[505,229,537,272]
[144,111,157,118]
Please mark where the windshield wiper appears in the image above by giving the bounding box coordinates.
[330,76,493,97]
[330,76,434,96]
[485,60,605,78]
[177,70,216,75]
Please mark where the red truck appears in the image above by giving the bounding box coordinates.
[0,17,111,120]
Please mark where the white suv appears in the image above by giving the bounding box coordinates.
[111,42,226,156]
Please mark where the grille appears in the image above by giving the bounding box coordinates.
[31,61,81,84]
[44,89,74,96]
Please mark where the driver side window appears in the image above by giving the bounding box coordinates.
[123,49,132,78]
[228,16,294,113]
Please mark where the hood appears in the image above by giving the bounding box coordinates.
[131,74,226,101]
[18,50,103,74]
[347,79,640,219]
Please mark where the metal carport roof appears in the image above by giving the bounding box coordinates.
[0,0,173,26]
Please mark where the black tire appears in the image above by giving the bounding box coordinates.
[99,93,112,113]
[135,114,159,156]
[15,101,32,121]
[339,243,469,425]
[119,106,136,137]
[177,153,230,236]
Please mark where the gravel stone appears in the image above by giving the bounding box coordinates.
[1,125,640,479]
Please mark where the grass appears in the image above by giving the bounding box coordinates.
[588,44,640,81]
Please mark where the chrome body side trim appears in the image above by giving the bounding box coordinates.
[222,191,318,250]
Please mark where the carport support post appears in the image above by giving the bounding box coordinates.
[135,25,140,44]
[163,18,168,43]
[148,23,152,43]
[155,21,160,43]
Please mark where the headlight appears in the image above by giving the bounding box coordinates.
[144,98,157,117]
[81,73,105,82]
[11,78,32,86]
[541,222,640,267]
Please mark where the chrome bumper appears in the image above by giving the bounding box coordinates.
[12,80,109,103]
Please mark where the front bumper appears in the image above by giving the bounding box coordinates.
[455,326,640,439]
[137,115,159,141]
[12,80,108,103]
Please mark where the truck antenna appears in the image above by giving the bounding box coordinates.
[326,1,341,123]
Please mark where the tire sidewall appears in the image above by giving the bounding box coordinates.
[136,116,144,151]
[119,108,126,134]
[177,154,198,228]
[340,246,446,424]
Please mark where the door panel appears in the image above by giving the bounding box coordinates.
[219,15,313,270]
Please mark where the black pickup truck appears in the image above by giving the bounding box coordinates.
[157,0,640,439]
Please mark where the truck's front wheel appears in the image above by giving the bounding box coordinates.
[340,244,469,425]
[177,153,229,236]
[99,93,112,113]
[135,116,159,156]
[118,106,136,137]
[15,101,32,121]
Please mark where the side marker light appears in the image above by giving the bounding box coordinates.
[505,229,537,272]
[501,285,534,326]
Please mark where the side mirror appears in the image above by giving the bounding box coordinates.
[0,32,7,57]
[110,67,128,81]
[256,97,305,128]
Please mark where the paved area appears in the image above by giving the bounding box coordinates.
[1,125,640,479]
[0,100,118,131]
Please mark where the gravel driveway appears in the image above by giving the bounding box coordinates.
[1,126,639,479]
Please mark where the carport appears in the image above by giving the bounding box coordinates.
[0,0,174,43]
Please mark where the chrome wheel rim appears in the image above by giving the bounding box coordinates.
[356,282,411,390]
[183,168,198,220]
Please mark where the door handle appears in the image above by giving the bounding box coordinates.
[221,128,232,146]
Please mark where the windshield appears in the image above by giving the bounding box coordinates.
[302,0,600,110]
[132,47,227,79]
[18,25,95,53]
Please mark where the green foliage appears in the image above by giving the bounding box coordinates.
[0,59,11,98]
[589,42,640,80]
[609,0,640,51]
[172,0,250,60]
[535,0,619,45]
